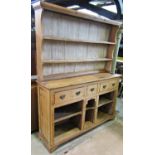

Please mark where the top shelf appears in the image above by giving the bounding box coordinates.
[33,2,122,26]
[43,36,116,45]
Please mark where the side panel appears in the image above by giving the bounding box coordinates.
[38,86,51,145]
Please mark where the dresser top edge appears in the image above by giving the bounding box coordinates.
[37,73,121,90]
[32,1,122,27]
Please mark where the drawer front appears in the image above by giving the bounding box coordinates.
[99,79,118,93]
[55,87,84,104]
[108,80,118,91]
[100,82,109,92]
[71,87,85,99]
[87,84,97,97]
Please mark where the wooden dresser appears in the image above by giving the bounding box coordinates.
[33,1,122,152]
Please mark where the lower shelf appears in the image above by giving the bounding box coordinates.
[98,92,114,107]
[54,115,81,144]
[55,127,81,145]
[54,112,114,145]
[97,111,113,123]
[54,112,82,123]
[98,98,113,107]
[54,101,83,123]
[84,121,94,129]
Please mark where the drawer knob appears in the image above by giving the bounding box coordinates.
[103,85,107,89]
[76,91,81,96]
[90,88,95,92]
[112,83,115,87]
[60,95,66,100]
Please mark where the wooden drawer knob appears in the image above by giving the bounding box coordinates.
[76,91,81,96]
[112,83,115,87]
[90,88,95,92]
[103,85,107,89]
[60,95,66,100]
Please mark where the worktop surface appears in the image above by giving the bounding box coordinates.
[38,73,121,89]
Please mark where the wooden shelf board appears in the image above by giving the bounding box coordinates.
[43,36,116,45]
[97,111,113,123]
[55,128,81,145]
[98,98,113,107]
[84,121,94,129]
[43,58,112,64]
[54,111,82,123]
[86,107,95,110]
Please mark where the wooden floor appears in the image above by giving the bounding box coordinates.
[31,120,123,155]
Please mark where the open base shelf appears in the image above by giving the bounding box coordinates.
[55,128,81,145]
[84,99,96,129]
[98,98,113,107]
[54,101,82,123]
[54,115,82,144]
[86,99,96,109]
[98,92,114,107]
[97,111,113,123]
[84,121,94,129]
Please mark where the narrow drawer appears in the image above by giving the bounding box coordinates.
[87,84,97,97]
[108,79,118,91]
[99,79,118,93]
[99,82,109,93]
[55,87,85,104]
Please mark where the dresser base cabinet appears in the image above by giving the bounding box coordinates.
[37,73,120,152]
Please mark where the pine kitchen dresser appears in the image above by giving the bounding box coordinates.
[33,1,122,152]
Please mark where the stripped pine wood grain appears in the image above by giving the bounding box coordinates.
[42,11,112,42]
[42,40,109,76]
[38,1,121,26]
[34,3,121,80]
[33,1,122,152]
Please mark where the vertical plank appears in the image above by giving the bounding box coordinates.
[111,81,119,116]
[108,26,119,42]
[50,91,55,146]
[111,28,123,73]
[37,85,41,134]
[94,96,99,123]
[35,8,44,81]
[105,26,119,72]
[78,18,90,40]
[81,99,87,130]
[38,86,51,145]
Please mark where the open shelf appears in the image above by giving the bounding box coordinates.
[97,111,113,123]
[84,121,94,129]
[54,115,81,144]
[98,92,113,107]
[98,98,113,107]
[97,92,114,123]
[86,107,95,110]
[43,58,112,64]
[84,109,95,129]
[86,99,96,110]
[97,101,113,123]
[54,101,83,123]
[43,36,116,45]
[84,99,96,129]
